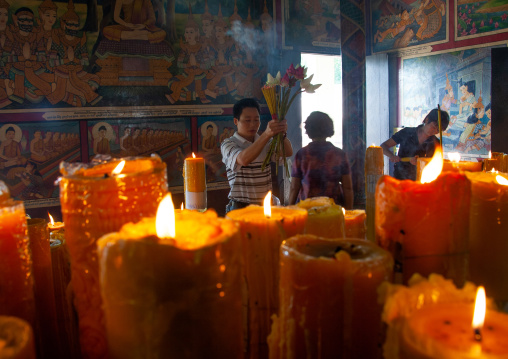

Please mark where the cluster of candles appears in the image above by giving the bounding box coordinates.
[1,147,508,359]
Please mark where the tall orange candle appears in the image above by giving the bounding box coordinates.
[0,316,36,359]
[467,172,508,303]
[227,196,307,359]
[365,145,384,241]
[380,274,508,359]
[345,209,366,239]
[376,148,470,286]
[269,235,393,359]
[59,156,168,359]
[27,218,59,359]
[183,153,207,210]
[98,197,243,359]
[0,181,35,327]
[295,197,345,238]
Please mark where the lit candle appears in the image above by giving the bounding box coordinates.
[268,235,393,359]
[27,218,59,358]
[365,145,384,241]
[98,194,243,359]
[47,212,64,234]
[416,153,482,181]
[483,151,499,172]
[0,181,35,327]
[380,274,508,358]
[59,156,168,359]
[0,316,36,359]
[376,147,470,286]
[226,193,308,359]
[344,209,367,239]
[502,154,508,173]
[183,153,207,211]
[466,172,508,303]
[295,197,345,238]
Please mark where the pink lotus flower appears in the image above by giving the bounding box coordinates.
[458,23,462,30]
[489,18,493,24]
[470,27,477,34]
[466,18,472,24]
[495,21,499,28]
[468,9,471,14]
[461,29,468,36]
[293,65,306,80]
[280,73,290,87]
[502,14,507,21]
[481,20,484,27]
[472,22,476,28]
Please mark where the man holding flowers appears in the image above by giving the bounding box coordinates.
[221,98,293,214]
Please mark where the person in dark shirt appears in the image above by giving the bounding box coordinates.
[381,108,450,180]
[289,111,353,208]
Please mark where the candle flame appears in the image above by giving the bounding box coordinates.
[490,168,498,174]
[342,207,346,216]
[489,151,492,159]
[264,191,272,218]
[48,212,55,226]
[496,175,508,186]
[420,146,443,184]
[112,160,125,175]
[156,193,175,239]
[181,202,184,210]
[192,152,196,158]
[472,286,486,330]
[448,152,461,163]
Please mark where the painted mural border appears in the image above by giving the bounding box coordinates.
[454,0,508,41]
[370,0,450,55]
[399,39,507,59]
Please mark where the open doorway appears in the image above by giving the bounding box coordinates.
[301,53,342,148]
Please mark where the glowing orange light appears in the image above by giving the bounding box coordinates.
[496,175,508,186]
[490,168,498,174]
[264,191,272,218]
[421,146,444,184]
[489,151,492,159]
[156,193,175,238]
[472,286,486,331]
[448,152,461,163]
[342,207,346,216]
[192,152,196,158]
[48,212,55,226]
[112,160,125,175]
[181,202,184,210]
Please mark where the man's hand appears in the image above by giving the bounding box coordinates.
[390,155,401,163]
[264,119,287,138]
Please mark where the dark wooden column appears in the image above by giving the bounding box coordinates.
[341,0,367,208]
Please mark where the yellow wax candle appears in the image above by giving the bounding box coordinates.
[0,181,35,327]
[0,316,36,359]
[269,235,393,359]
[59,156,167,359]
[345,209,366,239]
[466,172,508,303]
[27,218,59,359]
[416,157,482,181]
[380,274,508,359]
[47,212,64,233]
[227,202,307,359]
[502,154,508,173]
[295,197,345,238]
[183,154,207,210]
[98,205,243,359]
[365,145,384,241]
[483,158,499,172]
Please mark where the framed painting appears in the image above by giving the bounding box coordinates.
[455,0,508,40]
[196,114,271,190]
[86,117,191,189]
[0,120,81,208]
[281,0,341,52]
[0,0,274,115]
[401,44,504,162]
[371,0,449,54]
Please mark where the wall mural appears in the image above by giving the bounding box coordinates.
[0,0,275,112]
[455,0,508,41]
[0,120,80,207]
[282,0,341,51]
[401,45,502,162]
[371,0,448,54]
[87,117,191,187]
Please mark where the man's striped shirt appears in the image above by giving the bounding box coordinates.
[221,132,272,204]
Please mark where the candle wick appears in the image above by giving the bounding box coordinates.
[104,173,110,178]
[474,328,482,342]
